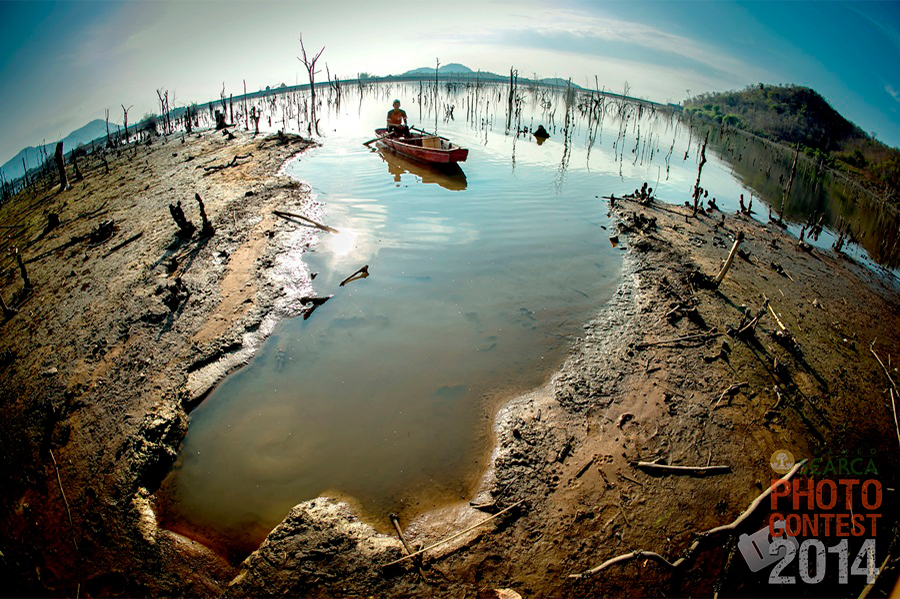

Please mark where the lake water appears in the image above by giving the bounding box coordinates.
[156,81,898,561]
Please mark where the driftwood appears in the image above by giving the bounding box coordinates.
[339,265,369,287]
[569,460,807,578]
[632,461,731,476]
[382,500,525,568]
[299,295,333,320]
[273,210,339,233]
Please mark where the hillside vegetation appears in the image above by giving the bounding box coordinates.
[684,84,900,201]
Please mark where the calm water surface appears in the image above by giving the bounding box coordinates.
[157,82,898,559]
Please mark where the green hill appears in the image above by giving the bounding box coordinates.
[684,84,899,200]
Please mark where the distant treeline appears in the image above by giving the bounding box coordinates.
[683,84,900,202]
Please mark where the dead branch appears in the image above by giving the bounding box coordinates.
[766,302,787,331]
[890,389,900,450]
[712,382,749,409]
[632,461,731,476]
[869,341,897,392]
[635,331,723,349]
[339,265,369,287]
[273,210,339,233]
[49,449,78,553]
[202,153,252,172]
[569,460,807,579]
[13,248,31,289]
[390,513,428,582]
[713,231,744,286]
[382,500,525,568]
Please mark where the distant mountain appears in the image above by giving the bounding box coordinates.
[401,63,474,76]
[1,118,115,182]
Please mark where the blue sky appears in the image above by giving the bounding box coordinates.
[1,0,898,165]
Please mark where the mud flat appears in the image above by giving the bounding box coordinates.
[2,128,899,597]
[0,129,319,596]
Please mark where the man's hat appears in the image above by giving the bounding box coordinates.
[393,99,400,104]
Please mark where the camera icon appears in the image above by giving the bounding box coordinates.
[738,519,799,572]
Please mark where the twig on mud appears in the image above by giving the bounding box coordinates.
[711,382,749,409]
[618,473,645,487]
[631,461,731,476]
[574,455,596,479]
[869,342,900,449]
[49,449,78,553]
[390,513,428,583]
[635,331,723,349]
[569,460,807,579]
[273,209,339,233]
[382,500,525,568]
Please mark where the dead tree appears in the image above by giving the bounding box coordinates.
[692,131,709,216]
[195,193,215,236]
[779,144,800,224]
[121,104,133,145]
[105,109,112,148]
[54,142,70,191]
[168,201,195,238]
[298,35,325,135]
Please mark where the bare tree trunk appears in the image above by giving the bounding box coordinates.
[244,80,249,130]
[14,248,31,290]
[71,152,83,181]
[779,144,800,224]
[299,35,325,135]
[54,142,69,191]
[105,109,111,147]
[122,104,133,145]
[692,131,709,216]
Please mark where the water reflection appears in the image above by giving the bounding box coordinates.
[375,148,467,191]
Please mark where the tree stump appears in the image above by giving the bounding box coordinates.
[195,193,215,237]
[168,201,195,238]
[55,142,70,191]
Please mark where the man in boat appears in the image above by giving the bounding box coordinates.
[387,100,410,137]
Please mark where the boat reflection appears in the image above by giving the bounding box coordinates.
[375,148,467,191]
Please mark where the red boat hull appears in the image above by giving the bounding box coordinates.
[374,129,468,164]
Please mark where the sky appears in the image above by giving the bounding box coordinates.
[1,0,898,165]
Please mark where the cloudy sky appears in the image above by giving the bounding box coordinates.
[1,0,898,165]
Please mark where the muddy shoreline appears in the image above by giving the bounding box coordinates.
[2,130,899,597]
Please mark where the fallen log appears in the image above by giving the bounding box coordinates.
[273,210,339,233]
[382,500,525,568]
[390,513,428,582]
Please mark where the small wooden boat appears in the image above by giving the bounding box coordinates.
[374,128,469,164]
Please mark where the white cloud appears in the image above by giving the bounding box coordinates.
[887,84,900,103]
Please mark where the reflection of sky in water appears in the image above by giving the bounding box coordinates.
[158,83,896,559]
